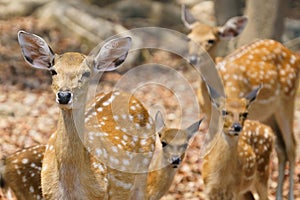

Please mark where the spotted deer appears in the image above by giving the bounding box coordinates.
[0,91,157,200]
[202,84,274,200]
[84,91,156,200]
[0,145,45,200]
[199,39,300,199]
[146,112,202,200]
[18,30,158,199]
[181,4,248,63]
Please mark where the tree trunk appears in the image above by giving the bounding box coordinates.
[214,0,243,26]
[237,0,288,47]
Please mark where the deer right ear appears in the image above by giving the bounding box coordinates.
[218,16,248,39]
[204,79,224,109]
[93,37,132,72]
[155,111,165,134]
[245,85,262,106]
[181,4,197,29]
[18,31,55,70]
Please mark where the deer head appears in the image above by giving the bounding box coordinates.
[207,83,261,136]
[18,31,131,110]
[154,111,201,168]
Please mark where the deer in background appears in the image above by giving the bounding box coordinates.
[183,6,299,198]
[181,4,248,63]
[0,145,45,200]
[202,84,274,200]
[146,112,202,200]
[199,39,300,200]
[18,30,158,199]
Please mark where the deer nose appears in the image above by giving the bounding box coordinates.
[188,54,198,65]
[232,123,242,133]
[56,91,72,104]
[171,156,181,166]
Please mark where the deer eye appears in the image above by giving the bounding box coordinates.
[50,69,57,76]
[240,112,248,118]
[161,141,167,147]
[222,110,229,116]
[82,71,91,78]
[207,39,215,44]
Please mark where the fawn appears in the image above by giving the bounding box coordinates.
[0,145,45,200]
[17,30,158,199]
[202,84,274,200]
[199,39,300,199]
[146,111,202,200]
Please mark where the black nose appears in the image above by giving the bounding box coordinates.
[57,91,72,104]
[232,123,242,132]
[188,54,198,65]
[171,157,181,165]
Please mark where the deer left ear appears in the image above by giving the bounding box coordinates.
[155,111,165,134]
[218,16,248,39]
[204,79,225,110]
[245,85,262,106]
[186,118,203,141]
[93,37,132,72]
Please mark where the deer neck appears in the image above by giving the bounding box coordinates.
[55,106,86,165]
[147,151,177,199]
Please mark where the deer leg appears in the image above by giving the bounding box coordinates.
[264,115,286,200]
[243,191,255,200]
[274,98,296,200]
[255,173,269,200]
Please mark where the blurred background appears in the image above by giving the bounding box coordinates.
[0,0,300,199]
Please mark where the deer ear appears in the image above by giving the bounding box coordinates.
[245,85,262,106]
[186,118,203,141]
[181,4,197,29]
[93,37,132,72]
[155,111,165,133]
[203,78,224,109]
[218,16,248,39]
[18,30,55,70]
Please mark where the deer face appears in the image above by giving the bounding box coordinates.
[155,112,201,168]
[159,129,190,168]
[18,31,132,110]
[222,98,249,136]
[206,82,261,137]
[181,5,247,62]
[50,53,91,109]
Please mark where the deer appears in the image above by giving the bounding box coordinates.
[183,6,299,198]
[0,145,45,200]
[181,4,248,63]
[181,4,248,130]
[0,111,202,200]
[198,39,300,200]
[202,83,274,200]
[0,92,155,200]
[18,30,158,199]
[146,111,202,200]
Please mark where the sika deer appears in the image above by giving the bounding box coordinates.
[0,145,45,200]
[200,39,300,199]
[84,91,157,200]
[146,112,202,200]
[18,31,144,199]
[202,84,274,200]
[181,4,247,62]
[0,91,156,200]
[0,109,200,200]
